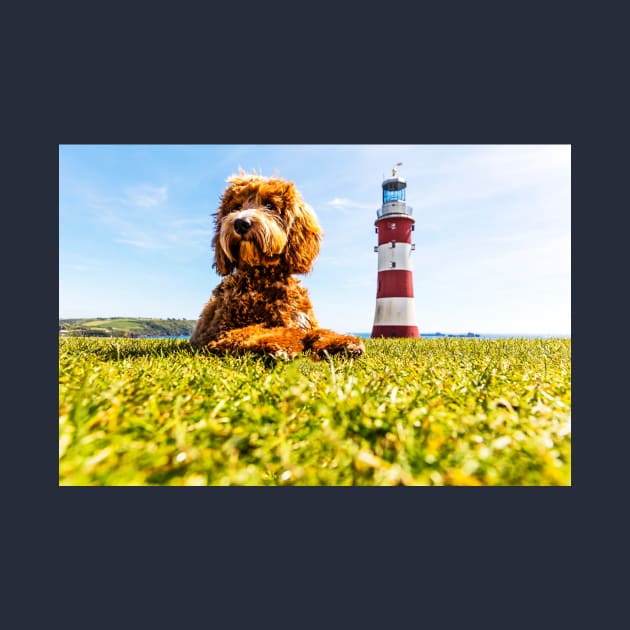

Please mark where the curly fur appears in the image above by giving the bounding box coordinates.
[190,172,365,359]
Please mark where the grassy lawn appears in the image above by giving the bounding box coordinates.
[59,336,571,486]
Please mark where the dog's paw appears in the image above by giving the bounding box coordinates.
[312,339,365,360]
[344,340,365,357]
[329,341,365,358]
[304,330,366,359]
[270,348,297,361]
[259,348,297,367]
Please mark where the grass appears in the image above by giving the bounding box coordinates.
[59,336,571,486]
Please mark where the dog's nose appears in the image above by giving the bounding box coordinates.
[234,218,252,235]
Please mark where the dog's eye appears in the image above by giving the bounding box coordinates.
[264,202,276,211]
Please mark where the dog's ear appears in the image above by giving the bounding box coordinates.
[212,232,235,276]
[284,197,323,274]
[211,210,235,276]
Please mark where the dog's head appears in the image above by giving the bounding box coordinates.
[212,172,322,275]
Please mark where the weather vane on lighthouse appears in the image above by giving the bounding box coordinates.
[371,163,420,338]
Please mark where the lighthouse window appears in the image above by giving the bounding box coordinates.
[389,223,396,230]
[383,188,406,204]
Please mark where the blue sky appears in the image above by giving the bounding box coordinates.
[59,144,571,335]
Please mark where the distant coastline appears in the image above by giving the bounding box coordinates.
[59,317,196,338]
[352,332,570,340]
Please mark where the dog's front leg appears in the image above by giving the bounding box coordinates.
[190,296,220,348]
[206,325,307,359]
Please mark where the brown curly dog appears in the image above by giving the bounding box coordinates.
[190,172,365,359]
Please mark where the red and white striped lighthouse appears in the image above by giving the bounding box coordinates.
[371,163,420,338]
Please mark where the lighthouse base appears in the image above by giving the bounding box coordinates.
[371,325,420,339]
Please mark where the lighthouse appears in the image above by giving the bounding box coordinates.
[371,163,420,338]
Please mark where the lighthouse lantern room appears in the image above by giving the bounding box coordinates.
[371,163,420,338]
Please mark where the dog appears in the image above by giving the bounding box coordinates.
[190,172,365,359]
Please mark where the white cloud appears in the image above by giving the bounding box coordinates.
[404,145,571,212]
[71,184,211,254]
[126,185,168,207]
[116,237,169,250]
[59,252,101,273]
[327,197,373,210]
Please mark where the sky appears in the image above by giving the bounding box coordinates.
[59,144,571,335]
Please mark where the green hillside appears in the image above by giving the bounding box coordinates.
[59,317,196,338]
